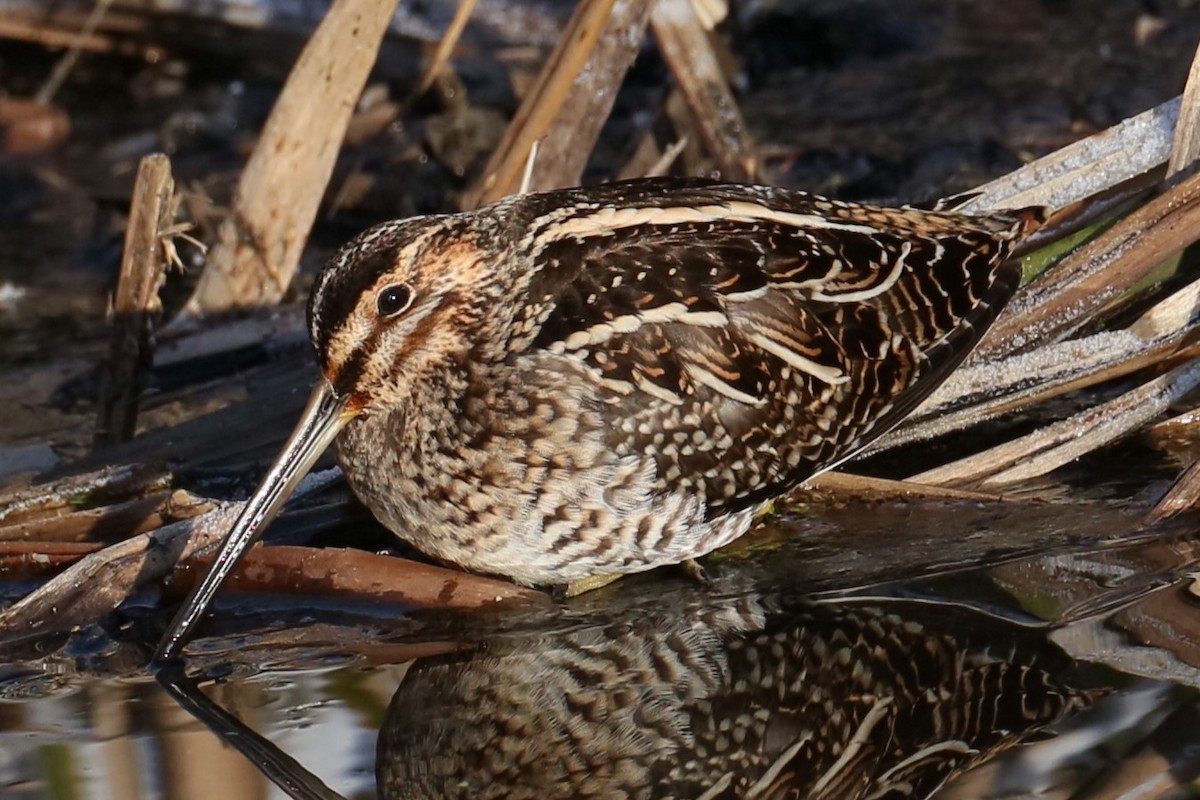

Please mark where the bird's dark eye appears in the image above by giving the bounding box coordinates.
[376,283,414,317]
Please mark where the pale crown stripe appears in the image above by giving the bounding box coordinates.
[311,220,443,344]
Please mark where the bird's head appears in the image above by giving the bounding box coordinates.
[152,211,513,663]
[307,214,505,414]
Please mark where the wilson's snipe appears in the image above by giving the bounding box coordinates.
[156,178,1043,661]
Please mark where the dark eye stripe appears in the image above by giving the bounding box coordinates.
[310,238,400,358]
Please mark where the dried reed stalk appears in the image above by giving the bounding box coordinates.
[96,154,175,446]
[650,0,755,181]
[464,0,654,206]
[184,0,400,315]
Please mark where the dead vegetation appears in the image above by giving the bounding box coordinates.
[0,0,1199,651]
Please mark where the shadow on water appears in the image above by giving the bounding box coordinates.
[373,593,1091,800]
[5,497,1200,799]
[154,584,1095,800]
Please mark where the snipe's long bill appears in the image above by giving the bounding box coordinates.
[156,381,355,661]
[154,177,1045,663]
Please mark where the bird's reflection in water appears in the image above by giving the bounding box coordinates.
[377,593,1091,800]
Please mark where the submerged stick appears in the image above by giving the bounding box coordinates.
[0,498,545,646]
[0,505,238,642]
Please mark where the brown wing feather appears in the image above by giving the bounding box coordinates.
[515,178,1038,517]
